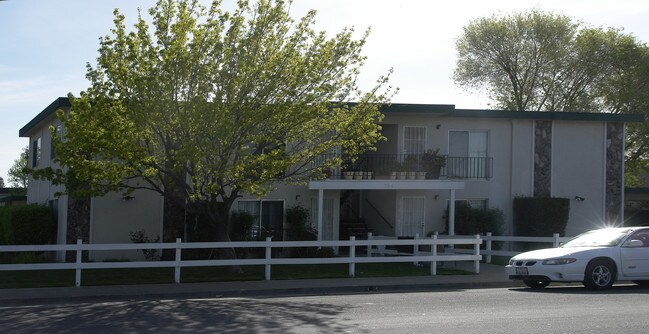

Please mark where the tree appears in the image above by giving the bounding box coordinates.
[8,146,29,188]
[39,0,394,246]
[0,177,4,188]
[453,9,647,113]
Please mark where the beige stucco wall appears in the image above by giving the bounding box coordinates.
[552,121,607,235]
[90,189,163,261]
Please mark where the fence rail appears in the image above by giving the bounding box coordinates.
[0,236,482,287]
[0,233,571,287]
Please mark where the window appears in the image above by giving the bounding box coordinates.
[32,137,41,168]
[448,130,488,178]
[400,197,425,237]
[403,126,426,154]
[237,200,284,240]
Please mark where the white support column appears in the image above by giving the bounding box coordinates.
[449,189,456,236]
[317,188,324,241]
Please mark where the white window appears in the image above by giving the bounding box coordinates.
[403,126,426,154]
[400,197,425,237]
[448,130,488,178]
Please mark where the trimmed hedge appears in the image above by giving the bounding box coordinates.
[513,197,570,236]
[0,205,57,245]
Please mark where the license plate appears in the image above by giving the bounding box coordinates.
[516,267,529,276]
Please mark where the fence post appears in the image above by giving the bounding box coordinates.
[553,233,560,247]
[413,233,419,266]
[265,237,272,280]
[431,234,437,276]
[349,236,356,277]
[367,232,373,257]
[474,234,481,274]
[174,238,182,283]
[75,239,82,287]
[485,232,492,264]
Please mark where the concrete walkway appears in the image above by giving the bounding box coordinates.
[0,262,515,304]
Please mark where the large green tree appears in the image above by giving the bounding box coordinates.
[8,146,29,188]
[454,9,649,182]
[454,9,648,113]
[39,0,393,244]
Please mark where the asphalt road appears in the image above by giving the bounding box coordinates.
[2,284,649,333]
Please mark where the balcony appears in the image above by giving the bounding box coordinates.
[330,154,493,180]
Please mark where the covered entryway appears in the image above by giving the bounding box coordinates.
[309,180,465,241]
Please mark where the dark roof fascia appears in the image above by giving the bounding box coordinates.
[381,103,644,123]
[19,97,71,137]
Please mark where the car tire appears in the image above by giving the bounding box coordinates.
[583,259,616,290]
[523,279,550,289]
[632,280,649,287]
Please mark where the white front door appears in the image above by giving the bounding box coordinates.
[400,197,425,237]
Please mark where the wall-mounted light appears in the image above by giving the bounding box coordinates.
[574,196,585,202]
[436,124,441,130]
[122,195,136,201]
[434,195,439,200]
[295,195,301,201]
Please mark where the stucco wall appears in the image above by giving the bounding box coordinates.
[90,189,163,261]
[552,121,607,235]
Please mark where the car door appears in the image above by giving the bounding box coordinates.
[620,229,649,277]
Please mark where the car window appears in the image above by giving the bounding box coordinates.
[561,228,633,248]
[628,231,649,247]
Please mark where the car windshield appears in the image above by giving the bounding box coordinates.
[560,228,632,248]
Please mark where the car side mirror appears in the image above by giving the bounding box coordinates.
[624,239,644,248]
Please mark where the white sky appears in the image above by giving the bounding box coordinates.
[1,0,649,184]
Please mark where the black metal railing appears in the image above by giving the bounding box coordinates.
[332,154,492,180]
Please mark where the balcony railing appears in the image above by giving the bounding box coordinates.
[329,154,492,180]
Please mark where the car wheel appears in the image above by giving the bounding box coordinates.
[523,279,550,289]
[632,280,649,287]
[583,260,615,290]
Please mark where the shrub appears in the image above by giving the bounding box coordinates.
[513,197,570,236]
[0,204,56,245]
[444,203,505,236]
[285,205,315,241]
[129,230,161,261]
[229,211,256,241]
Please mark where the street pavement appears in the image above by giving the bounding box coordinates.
[0,262,517,304]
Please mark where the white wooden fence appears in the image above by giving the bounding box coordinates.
[481,232,571,263]
[0,236,482,287]
[0,233,570,287]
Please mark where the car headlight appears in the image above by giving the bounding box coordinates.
[542,258,576,265]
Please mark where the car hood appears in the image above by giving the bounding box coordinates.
[511,246,607,260]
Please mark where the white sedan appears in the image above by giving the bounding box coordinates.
[505,227,649,289]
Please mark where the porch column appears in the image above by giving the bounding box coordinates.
[449,189,456,236]
[317,188,324,241]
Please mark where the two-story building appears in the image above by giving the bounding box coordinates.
[20,98,643,259]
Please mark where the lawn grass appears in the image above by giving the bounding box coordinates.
[0,262,473,289]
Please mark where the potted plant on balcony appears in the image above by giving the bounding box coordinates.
[422,148,446,179]
[404,154,419,179]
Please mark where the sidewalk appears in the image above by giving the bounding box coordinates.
[0,262,515,304]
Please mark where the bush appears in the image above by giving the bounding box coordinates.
[513,197,570,236]
[444,203,505,236]
[229,211,256,241]
[285,205,315,241]
[0,205,56,245]
[129,230,161,261]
